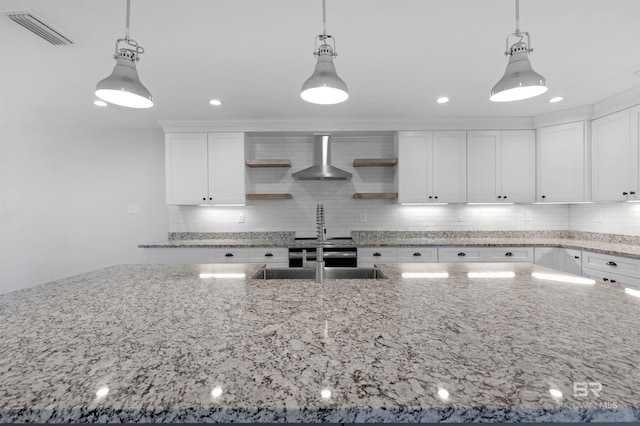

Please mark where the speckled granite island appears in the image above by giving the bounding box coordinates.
[1,263,639,423]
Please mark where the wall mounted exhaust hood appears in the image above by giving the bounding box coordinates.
[292,134,352,180]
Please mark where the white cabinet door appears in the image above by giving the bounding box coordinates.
[501,130,535,203]
[396,131,466,203]
[358,247,398,267]
[166,132,246,205]
[537,122,587,202]
[592,109,635,201]
[632,105,640,201]
[535,247,582,275]
[165,133,209,205]
[431,131,467,203]
[485,247,534,262]
[561,249,582,276]
[396,132,430,203]
[208,133,247,205]
[467,131,500,203]
[397,247,438,263]
[438,247,484,262]
[467,130,534,203]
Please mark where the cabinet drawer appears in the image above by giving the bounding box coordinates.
[485,247,533,262]
[211,248,249,263]
[248,248,288,263]
[358,247,397,267]
[582,267,640,290]
[582,251,640,277]
[143,248,212,264]
[438,247,484,262]
[397,247,438,263]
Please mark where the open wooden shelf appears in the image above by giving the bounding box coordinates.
[246,193,293,200]
[353,192,398,199]
[246,159,292,168]
[352,158,398,167]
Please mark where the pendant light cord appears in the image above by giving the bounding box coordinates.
[125,0,131,40]
[322,0,327,36]
[515,0,520,34]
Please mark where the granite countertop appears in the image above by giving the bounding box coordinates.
[1,262,639,423]
[352,237,640,259]
[139,231,640,260]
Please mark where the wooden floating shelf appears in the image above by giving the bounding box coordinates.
[353,192,398,199]
[246,159,292,168]
[246,193,293,200]
[353,158,398,167]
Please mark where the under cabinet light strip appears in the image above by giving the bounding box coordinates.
[7,12,73,45]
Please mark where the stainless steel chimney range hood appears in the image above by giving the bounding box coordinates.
[292,134,352,180]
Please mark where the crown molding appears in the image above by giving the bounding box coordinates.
[533,85,640,128]
[159,117,534,133]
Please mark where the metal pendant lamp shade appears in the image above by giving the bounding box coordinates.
[300,0,348,105]
[95,57,153,108]
[490,45,547,102]
[301,45,349,105]
[490,0,547,102]
[95,0,153,109]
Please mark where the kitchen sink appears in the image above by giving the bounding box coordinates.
[254,267,385,280]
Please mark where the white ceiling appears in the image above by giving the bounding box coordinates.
[1,0,639,130]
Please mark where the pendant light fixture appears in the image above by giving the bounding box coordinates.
[95,0,153,108]
[300,0,348,105]
[490,0,547,102]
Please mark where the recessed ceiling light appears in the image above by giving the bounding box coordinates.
[209,99,222,106]
[548,96,564,103]
[93,100,108,107]
[436,96,450,104]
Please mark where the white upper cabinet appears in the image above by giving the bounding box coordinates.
[165,132,246,205]
[537,122,587,202]
[396,131,467,203]
[592,108,639,201]
[467,130,535,203]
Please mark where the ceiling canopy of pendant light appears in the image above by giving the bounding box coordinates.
[490,0,547,102]
[95,0,153,109]
[300,0,348,105]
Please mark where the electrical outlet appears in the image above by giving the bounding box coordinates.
[127,204,140,214]
[238,212,245,223]
[455,210,463,222]
[595,212,603,223]
[360,212,367,222]
[524,211,533,221]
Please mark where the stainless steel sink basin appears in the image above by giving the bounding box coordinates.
[254,267,385,280]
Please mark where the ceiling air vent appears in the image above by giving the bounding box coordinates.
[6,11,73,45]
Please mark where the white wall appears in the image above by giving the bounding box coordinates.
[0,126,168,294]
[170,135,570,236]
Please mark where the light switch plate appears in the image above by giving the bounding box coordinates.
[238,213,245,223]
[360,212,367,222]
[127,204,140,214]
[595,212,603,223]
[524,211,533,221]
[455,211,463,222]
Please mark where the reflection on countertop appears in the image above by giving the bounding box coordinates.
[1,262,639,423]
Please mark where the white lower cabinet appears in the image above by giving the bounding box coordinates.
[358,247,398,267]
[143,248,213,264]
[581,251,640,289]
[143,247,286,267]
[534,247,582,275]
[396,247,438,263]
[438,247,484,262]
[248,248,288,268]
[438,247,533,263]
